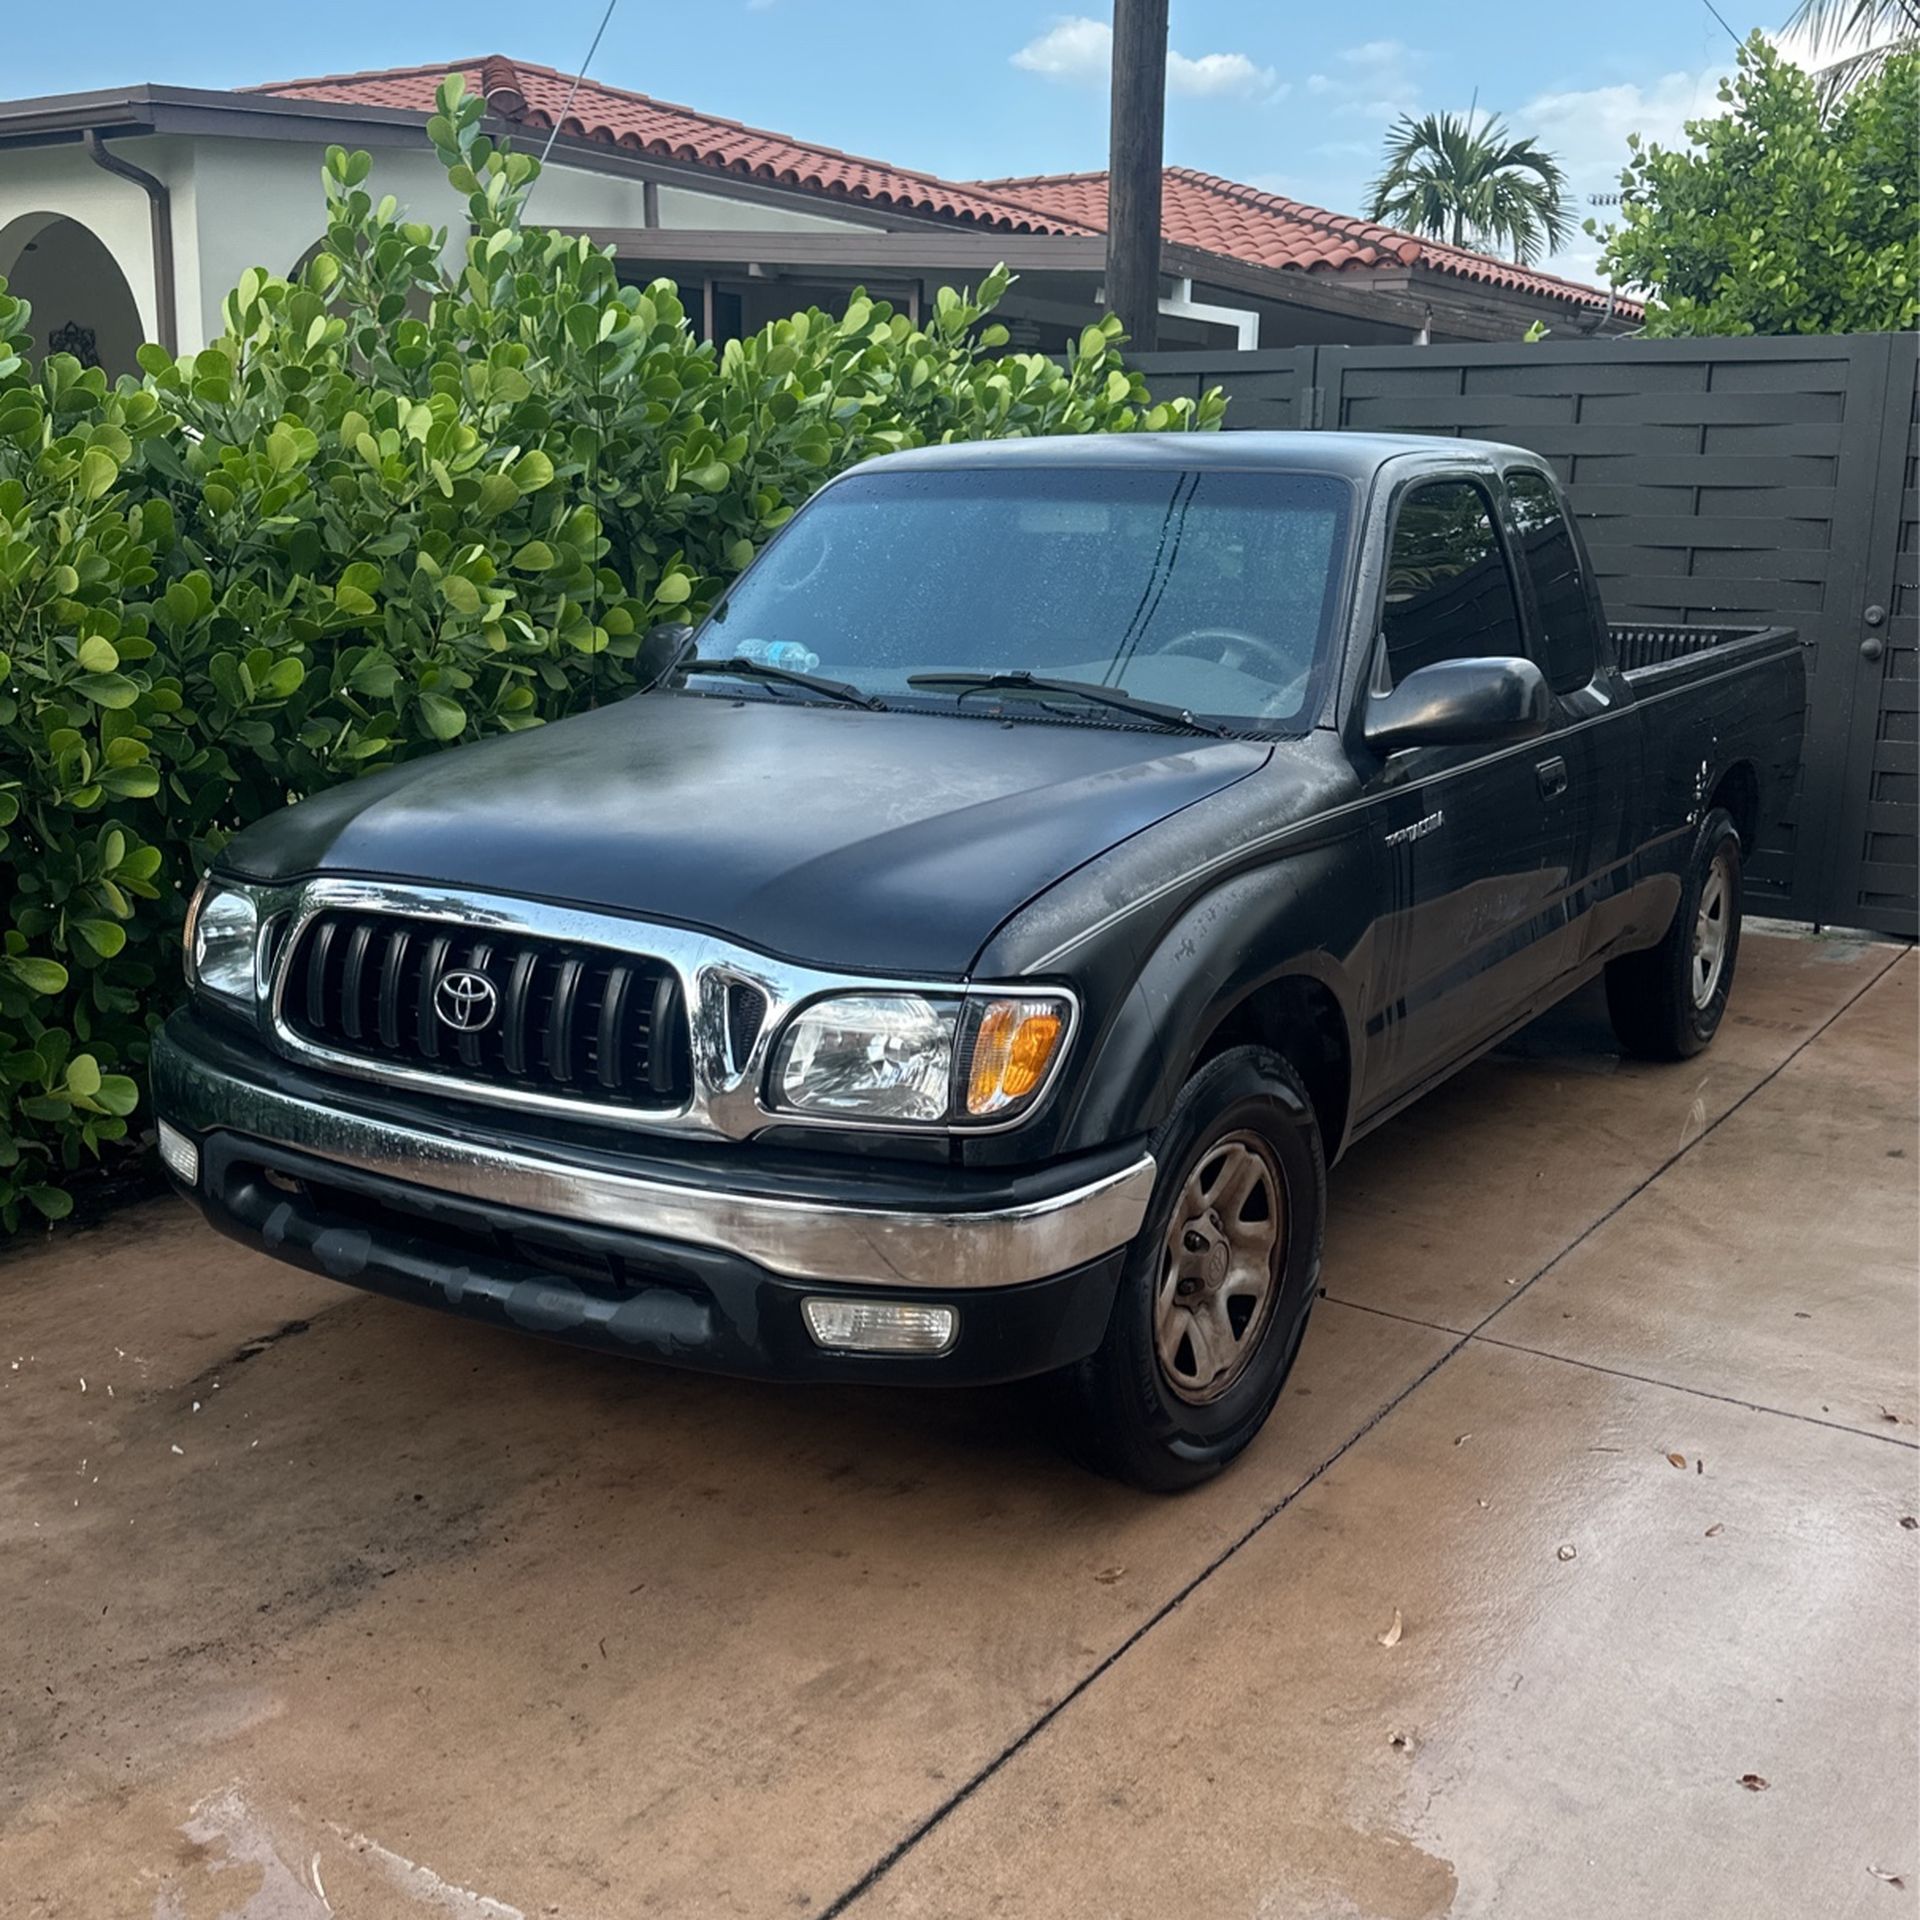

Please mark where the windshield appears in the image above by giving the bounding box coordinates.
[695,466,1355,731]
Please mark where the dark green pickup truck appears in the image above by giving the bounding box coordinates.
[153,432,1806,1487]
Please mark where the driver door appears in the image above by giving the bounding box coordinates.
[1359,476,1581,1111]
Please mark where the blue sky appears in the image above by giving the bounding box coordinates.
[11,0,1795,282]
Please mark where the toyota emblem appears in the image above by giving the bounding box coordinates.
[434,968,499,1033]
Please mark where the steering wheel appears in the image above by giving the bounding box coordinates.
[1157,626,1298,680]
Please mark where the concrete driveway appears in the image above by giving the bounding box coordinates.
[2,931,1914,1920]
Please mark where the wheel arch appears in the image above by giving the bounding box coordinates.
[1190,972,1354,1161]
[1031,836,1372,1168]
[1707,759,1761,853]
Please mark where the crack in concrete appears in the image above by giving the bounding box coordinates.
[1325,1296,1920,1450]
[1462,1336,1920,1449]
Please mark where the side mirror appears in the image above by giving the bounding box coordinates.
[1364,656,1551,755]
[635,623,696,690]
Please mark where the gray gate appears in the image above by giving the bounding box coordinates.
[1136,333,1919,938]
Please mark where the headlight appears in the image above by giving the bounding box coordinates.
[772,993,958,1122]
[769,988,1072,1126]
[184,881,260,1006]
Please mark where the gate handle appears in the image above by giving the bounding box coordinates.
[1861,635,1886,662]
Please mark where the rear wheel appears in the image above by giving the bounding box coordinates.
[1056,1046,1325,1491]
[1606,806,1744,1060]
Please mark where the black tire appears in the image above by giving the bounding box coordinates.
[1055,1046,1325,1492]
[1605,806,1744,1061]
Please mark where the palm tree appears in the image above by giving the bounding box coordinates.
[1783,0,1918,103]
[1366,112,1573,267]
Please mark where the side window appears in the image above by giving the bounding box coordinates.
[1380,480,1525,685]
[1505,468,1597,694]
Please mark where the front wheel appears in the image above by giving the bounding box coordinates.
[1056,1046,1325,1491]
[1605,806,1744,1060]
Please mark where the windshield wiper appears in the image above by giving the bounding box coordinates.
[906,671,1229,737]
[687,655,885,710]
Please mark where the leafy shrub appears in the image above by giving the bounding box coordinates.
[0,74,1222,1228]
[1596,35,1919,337]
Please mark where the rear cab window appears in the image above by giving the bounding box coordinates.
[1503,468,1598,694]
[1379,478,1526,685]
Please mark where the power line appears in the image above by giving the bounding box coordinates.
[536,0,621,174]
[1699,0,1743,47]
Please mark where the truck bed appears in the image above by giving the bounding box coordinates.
[1611,622,1801,689]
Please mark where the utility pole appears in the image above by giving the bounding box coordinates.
[1106,0,1168,352]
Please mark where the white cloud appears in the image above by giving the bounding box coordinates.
[1520,67,1724,179]
[1341,39,1416,72]
[1307,37,1426,119]
[1170,50,1281,99]
[1011,16,1277,99]
[1516,65,1728,282]
[1774,8,1907,71]
[1012,15,1110,81]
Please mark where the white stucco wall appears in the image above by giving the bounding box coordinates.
[0,139,171,346]
[176,138,461,340]
[649,182,853,234]
[0,122,874,362]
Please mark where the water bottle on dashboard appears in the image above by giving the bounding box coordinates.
[727,637,821,674]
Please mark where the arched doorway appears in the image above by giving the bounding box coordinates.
[0,213,145,376]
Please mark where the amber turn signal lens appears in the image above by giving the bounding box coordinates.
[965,998,1067,1116]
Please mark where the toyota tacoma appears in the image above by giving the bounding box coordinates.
[153,433,1806,1488]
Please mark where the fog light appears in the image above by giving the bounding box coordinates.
[802,1297,957,1354]
[157,1120,200,1188]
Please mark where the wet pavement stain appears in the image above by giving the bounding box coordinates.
[1,935,1912,1920]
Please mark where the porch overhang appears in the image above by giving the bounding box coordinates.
[586,228,1624,344]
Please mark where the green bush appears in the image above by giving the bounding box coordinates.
[1596,36,1919,337]
[0,74,1222,1228]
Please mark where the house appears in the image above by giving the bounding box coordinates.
[0,54,1637,377]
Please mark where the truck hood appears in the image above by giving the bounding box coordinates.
[222,693,1271,974]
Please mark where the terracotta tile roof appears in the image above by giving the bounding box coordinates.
[981,166,1639,315]
[246,57,1094,236]
[248,59,1630,314]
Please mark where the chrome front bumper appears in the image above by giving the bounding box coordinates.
[151,1021,1156,1292]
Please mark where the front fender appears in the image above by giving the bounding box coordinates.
[964,736,1374,1169]
[1068,850,1367,1155]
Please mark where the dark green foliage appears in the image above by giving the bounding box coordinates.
[1597,37,1919,337]
[0,74,1223,1228]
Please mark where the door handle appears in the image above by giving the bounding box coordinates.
[1536,756,1569,800]
[1861,635,1886,662]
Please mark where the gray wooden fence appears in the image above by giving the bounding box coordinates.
[1136,333,1919,939]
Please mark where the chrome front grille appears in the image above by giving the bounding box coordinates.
[279,909,692,1108]
[252,879,1057,1143]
